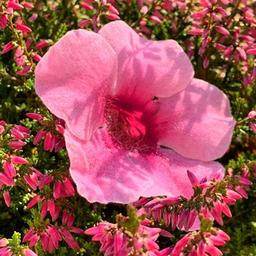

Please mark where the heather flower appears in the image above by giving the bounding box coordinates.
[35,20,235,204]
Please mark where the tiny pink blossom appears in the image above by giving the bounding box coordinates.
[35,21,235,204]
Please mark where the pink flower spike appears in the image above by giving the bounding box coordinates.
[3,191,11,207]
[11,155,29,164]
[1,42,14,54]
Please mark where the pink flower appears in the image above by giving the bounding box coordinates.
[35,21,235,204]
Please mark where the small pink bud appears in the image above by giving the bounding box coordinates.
[33,53,42,62]
[150,15,161,24]
[27,195,41,208]
[44,132,55,151]
[23,248,37,256]
[0,238,8,247]
[3,191,11,207]
[28,13,38,22]
[3,162,16,180]
[203,57,209,69]
[16,21,32,34]
[247,48,256,55]
[33,129,46,145]
[16,65,32,76]
[63,177,75,197]
[188,27,204,36]
[0,173,15,186]
[35,40,49,49]
[11,155,29,164]
[0,14,8,29]
[215,26,230,36]
[248,110,256,119]
[80,2,93,10]
[140,6,148,15]
[8,140,26,150]
[22,1,34,9]
[1,42,14,54]
[236,47,247,60]
[249,123,256,133]
[107,13,120,21]
[108,4,119,15]
[26,112,43,121]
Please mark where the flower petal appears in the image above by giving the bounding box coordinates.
[156,78,236,161]
[65,128,224,204]
[99,21,194,99]
[35,30,117,141]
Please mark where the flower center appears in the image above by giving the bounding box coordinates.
[104,97,157,153]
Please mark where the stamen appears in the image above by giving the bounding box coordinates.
[104,97,157,154]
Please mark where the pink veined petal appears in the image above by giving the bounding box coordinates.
[156,78,236,161]
[64,128,224,204]
[35,30,118,141]
[99,20,194,99]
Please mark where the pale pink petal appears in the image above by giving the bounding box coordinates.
[35,30,117,141]
[65,128,224,204]
[99,21,194,99]
[156,78,235,161]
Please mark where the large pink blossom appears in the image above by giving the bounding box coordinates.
[35,21,235,204]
